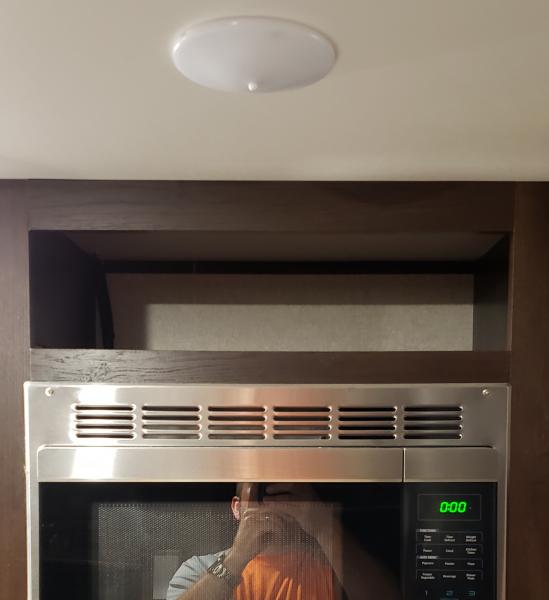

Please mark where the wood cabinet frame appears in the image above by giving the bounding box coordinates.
[0,180,547,599]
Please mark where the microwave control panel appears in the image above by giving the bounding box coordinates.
[403,483,497,600]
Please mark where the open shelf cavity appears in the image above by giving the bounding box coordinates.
[28,228,511,384]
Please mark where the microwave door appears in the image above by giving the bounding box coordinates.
[30,447,404,600]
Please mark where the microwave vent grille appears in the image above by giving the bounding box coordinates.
[142,405,201,439]
[207,405,267,440]
[53,388,500,447]
[272,406,331,440]
[27,384,508,448]
[403,405,463,440]
[72,404,136,439]
[337,406,397,440]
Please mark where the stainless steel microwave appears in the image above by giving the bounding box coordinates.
[25,383,509,600]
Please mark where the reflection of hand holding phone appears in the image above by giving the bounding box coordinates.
[230,508,294,565]
[255,483,291,502]
[239,483,267,503]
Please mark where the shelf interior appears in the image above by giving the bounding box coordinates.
[29,230,511,362]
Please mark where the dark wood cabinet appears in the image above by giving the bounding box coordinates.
[0,181,547,599]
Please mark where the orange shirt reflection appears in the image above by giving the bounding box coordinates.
[235,552,334,600]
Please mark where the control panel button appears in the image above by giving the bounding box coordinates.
[417,571,439,582]
[440,572,459,582]
[417,544,438,555]
[442,546,459,556]
[465,591,478,598]
[463,533,482,544]
[464,559,483,569]
[441,559,457,568]
[417,559,437,568]
[464,545,483,557]
[442,533,457,543]
[417,530,440,543]
[463,571,483,583]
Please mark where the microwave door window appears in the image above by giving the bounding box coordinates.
[39,483,402,600]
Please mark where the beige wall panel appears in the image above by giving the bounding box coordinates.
[108,274,473,352]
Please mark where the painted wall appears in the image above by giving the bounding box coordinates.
[108,273,473,351]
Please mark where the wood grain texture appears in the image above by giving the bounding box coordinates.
[0,185,29,600]
[26,180,514,232]
[30,349,510,384]
[507,184,549,600]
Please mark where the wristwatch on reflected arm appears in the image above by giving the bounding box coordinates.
[207,555,241,589]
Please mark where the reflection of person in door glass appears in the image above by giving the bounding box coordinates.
[166,483,400,600]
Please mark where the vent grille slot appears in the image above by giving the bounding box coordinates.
[72,404,136,439]
[207,406,266,440]
[337,406,396,440]
[142,405,201,440]
[272,406,331,440]
[403,405,463,440]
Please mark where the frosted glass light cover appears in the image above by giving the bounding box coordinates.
[171,17,336,93]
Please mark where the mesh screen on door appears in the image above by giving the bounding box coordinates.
[95,502,236,600]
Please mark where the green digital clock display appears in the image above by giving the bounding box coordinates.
[439,500,468,514]
[418,494,481,520]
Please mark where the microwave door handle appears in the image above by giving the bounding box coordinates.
[36,446,404,482]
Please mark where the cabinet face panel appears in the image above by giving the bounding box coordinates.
[0,191,29,600]
[508,185,549,600]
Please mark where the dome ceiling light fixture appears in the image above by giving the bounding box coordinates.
[171,17,336,93]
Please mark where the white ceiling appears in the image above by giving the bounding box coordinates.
[1,1,549,180]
